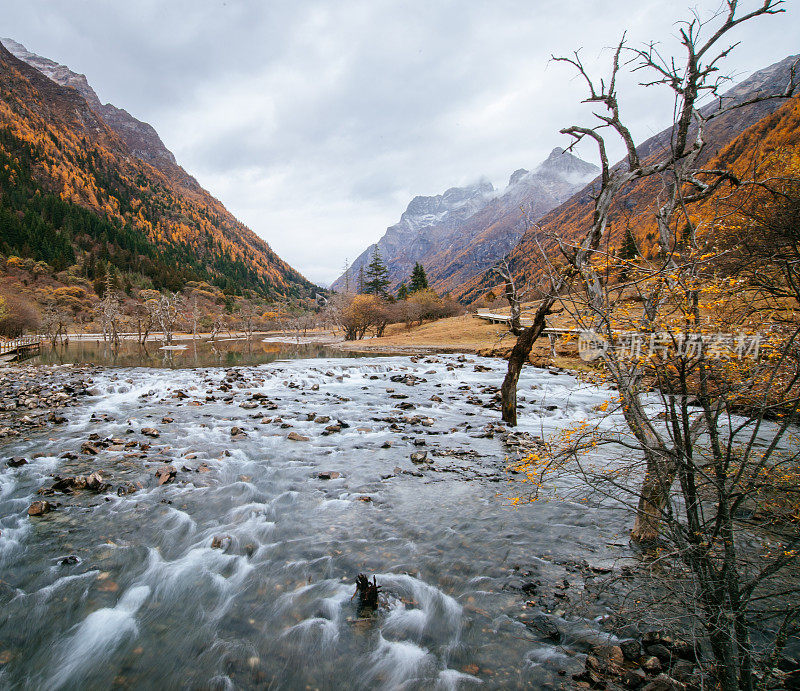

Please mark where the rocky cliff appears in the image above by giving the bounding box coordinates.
[332,148,597,294]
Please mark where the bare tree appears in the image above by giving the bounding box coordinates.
[506,3,800,688]
[98,290,123,348]
[149,293,182,344]
[185,296,201,340]
[40,301,70,348]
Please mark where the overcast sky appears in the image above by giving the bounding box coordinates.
[4,1,798,285]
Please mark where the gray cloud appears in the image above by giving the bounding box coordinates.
[5,0,798,284]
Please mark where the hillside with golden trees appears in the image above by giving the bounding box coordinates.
[0,40,316,299]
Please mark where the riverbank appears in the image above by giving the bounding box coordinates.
[0,364,98,444]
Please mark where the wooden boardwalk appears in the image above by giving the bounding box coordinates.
[474,312,579,337]
[0,336,43,362]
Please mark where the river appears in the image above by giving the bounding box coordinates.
[0,354,633,689]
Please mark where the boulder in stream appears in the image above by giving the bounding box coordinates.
[28,500,53,517]
[155,464,177,485]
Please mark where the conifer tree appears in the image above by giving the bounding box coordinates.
[409,262,428,293]
[364,247,390,297]
[619,227,638,281]
[397,283,409,300]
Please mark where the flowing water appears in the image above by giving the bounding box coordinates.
[0,355,633,689]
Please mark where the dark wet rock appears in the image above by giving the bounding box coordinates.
[381,441,391,448]
[641,673,684,690]
[155,464,177,485]
[141,427,160,438]
[161,416,174,424]
[646,644,673,664]
[641,655,662,674]
[390,374,425,386]
[230,426,247,438]
[314,416,331,424]
[240,401,258,409]
[430,395,443,403]
[6,457,27,468]
[197,463,211,473]
[316,471,341,480]
[620,639,641,661]
[28,500,53,516]
[395,402,415,410]
[287,432,309,441]
[85,472,105,491]
[668,639,697,661]
[410,451,428,464]
[211,535,232,550]
[323,424,342,434]
[623,668,648,687]
[80,442,99,455]
[669,660,696,683]
[524,614,561,642]
[59,555,79,565]
[117,481,143,496]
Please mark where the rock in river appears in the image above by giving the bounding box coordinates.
[28,500,53,517]
[155,464,177,485]
[410,451,429,464]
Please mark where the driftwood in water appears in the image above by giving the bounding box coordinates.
[352,574,382,614]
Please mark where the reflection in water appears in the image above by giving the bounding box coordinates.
[34,338,364,368]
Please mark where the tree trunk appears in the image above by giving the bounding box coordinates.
[500,301,552,426]
[630,453,678,542]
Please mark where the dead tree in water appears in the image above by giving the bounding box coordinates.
[352,574,382,615]
[495,253,565,427]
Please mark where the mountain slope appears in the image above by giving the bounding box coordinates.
[457,54,800,303]
[1,38,201,194]
[332,148,597,294]
[425,148,597,295]
[0,39,315,298]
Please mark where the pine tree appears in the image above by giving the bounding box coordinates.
[357,265,365,294]
[343,258,351,293]
[619,227,638,281]
[409,262,428,293]
[397,283,409,300]
[364,247,390,297]
[620,226,638,261]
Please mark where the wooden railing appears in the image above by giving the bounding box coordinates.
[0,335,43,358]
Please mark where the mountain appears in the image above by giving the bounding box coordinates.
[457,54,800,303]
[331,148,597,294]
[332,181,494,292]
[0,39,315,298]
[424,147,598,295]
[1,38,201,193]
